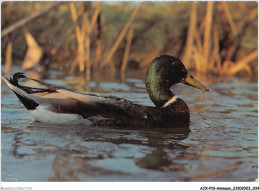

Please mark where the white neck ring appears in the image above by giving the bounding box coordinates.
[162,95,178,108]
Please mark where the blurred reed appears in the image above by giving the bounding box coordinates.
[182,1,258,76]
[68,2,140,80]
[121,26,134,77]
[100,5,140,72]
[222,2,238,36]
[5,43,12,76]
[2,2,257,77]
[69,2,101,80]
[182,2,197,69]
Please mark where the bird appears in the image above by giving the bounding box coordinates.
[2,55,209,128]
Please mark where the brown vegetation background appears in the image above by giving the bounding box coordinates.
[1,2,258,80]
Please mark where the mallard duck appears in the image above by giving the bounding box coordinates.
[2,55,208,128]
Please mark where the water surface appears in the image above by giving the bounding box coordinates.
[1,70,258,181]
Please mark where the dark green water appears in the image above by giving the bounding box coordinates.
[1,69,258,181]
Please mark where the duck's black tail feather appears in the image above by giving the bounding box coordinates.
[2,73,39,110]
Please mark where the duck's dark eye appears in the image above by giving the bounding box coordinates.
[181,68,187,76]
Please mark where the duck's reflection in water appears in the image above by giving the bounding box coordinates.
[11,121,190,181]
[135,127,190,172]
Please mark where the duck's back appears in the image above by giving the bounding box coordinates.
[30,88,149,124]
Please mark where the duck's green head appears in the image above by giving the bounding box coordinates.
[145,55,208,107]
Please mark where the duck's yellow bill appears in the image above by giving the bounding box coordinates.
[181,72,209,92]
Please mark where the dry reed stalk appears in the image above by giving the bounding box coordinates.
[247,8,258,21]
[193,29,203,72]
[69,2,78,22]
[202,1,214,72]
[121,27,134,75]
[69,57,79,73]
[85,3,101,80]
[76,26,85,72]
[69,2,101,75]
[69,2,85,73]
[5,42,12,76]
[81,12,86,36]
[199,17,205,33]
[77,7,85,17]
[229,50,258,75]
[78,12,87,73]
[78,38,85,73]
[183,2,197,68]
[221,2,238,36]
[212,27,222,75]
[100,5,141,70]
[208,26,217,71]
[84,12,91,81]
